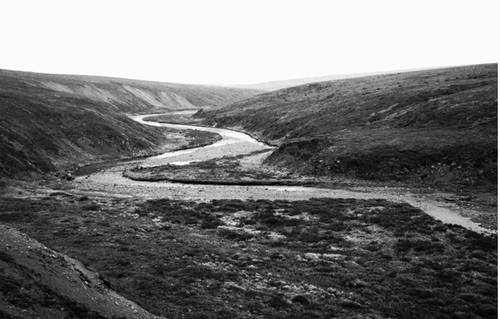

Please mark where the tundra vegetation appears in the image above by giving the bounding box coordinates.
[0,65,497,318]
[0,194,497,319]
[198,64,497,193]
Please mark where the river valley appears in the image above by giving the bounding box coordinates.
[72,113,496,234]
[2,112,497,319]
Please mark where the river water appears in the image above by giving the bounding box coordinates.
[130,114,274,166]
[73,113,494,234]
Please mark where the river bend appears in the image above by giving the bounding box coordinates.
[73,113,493,234]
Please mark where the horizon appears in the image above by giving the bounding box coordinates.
[1,63,492,88]
[1,1,498,85]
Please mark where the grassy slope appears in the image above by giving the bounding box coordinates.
[0,69,262,112]
[0,223,158,319]
[197,64,498,190]
[230,68,434,91]
[0,69,261,177]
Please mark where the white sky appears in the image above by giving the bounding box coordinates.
[1,0,498,85]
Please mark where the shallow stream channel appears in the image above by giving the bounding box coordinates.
[73,112,494,234]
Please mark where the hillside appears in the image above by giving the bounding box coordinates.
[0,69,261,177]
[0,223,160,319]
[197,64,498,190]
[229,68,438,91]
[0,69,262,112]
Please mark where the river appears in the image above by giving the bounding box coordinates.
[73,113,494,234]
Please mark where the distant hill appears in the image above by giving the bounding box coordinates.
[0,69,263,112]
[197,64,498,190]
[0,69,261,177]
[229,67,444,91]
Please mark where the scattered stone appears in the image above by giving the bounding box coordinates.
[306,284,317,291]
[327,287,341,296]
[296,255,307,262]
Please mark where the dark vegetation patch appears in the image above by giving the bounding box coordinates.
[197,64,497,192]
[123,154,313,186]
[0,196,496,319]
[270,131,497,191]
[181,128,222,149]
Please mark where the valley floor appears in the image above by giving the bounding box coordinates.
[0,176,497,319]
[0,113,496,319]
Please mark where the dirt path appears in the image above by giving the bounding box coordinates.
[73,114,495,234]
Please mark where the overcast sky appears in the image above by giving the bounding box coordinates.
[1,0,498,85]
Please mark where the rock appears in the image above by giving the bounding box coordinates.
[327,287,341,296]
